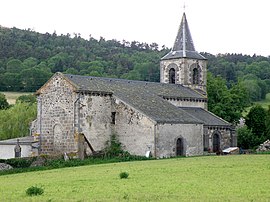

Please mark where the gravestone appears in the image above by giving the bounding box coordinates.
[14,139,21,158]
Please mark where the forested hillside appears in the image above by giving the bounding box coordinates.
[0,27,167,92]
[205,53,270,102]
[0,26,270,141]
[0,26,270,99]
[0,26,270,123]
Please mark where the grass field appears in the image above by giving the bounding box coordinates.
[0,155,269,201]
[243,93,270,116]
[1,92,34,105]
[255,93,270,110]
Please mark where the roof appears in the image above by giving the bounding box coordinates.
[65,74,205,99]
[162,50,206,60]
[63,74,205,124]
[161,12,206,60]
[180,107,231,127]
[0,136,36,145]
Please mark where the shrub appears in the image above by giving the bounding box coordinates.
[5,157,34,168]
[119,171,129,179]
[0,93,9,110]
[26,185,44,196]
[104,134,126,157]
[16,94,36,104]
[237,126,263,149]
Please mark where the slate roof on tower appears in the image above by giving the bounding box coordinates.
[162,12,206,60]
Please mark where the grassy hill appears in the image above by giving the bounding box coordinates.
[243,93,270,116]
[0,155,269,201]
[254,93,270,110]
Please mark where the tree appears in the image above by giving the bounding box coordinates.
[20,68,52,91]
[245,105,267,138]
[265,106,270,140]
[16,94,36,104]
[0,93,9,110]
[237,126,261,149]
[6,59,23,73]
[207,73,250,123]
[240,79,261,102]
[238,105,269,149]
[0,102,37,140]
[23,57,38,69]
[2,72,22,91]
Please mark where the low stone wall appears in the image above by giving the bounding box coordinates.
[0,163,13,171]
[256,139,270,152]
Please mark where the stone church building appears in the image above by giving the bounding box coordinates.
[35,12,236,158]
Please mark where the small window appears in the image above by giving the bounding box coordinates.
[169,68,175,84]
[111,112,116,124]
[192,68,199,84]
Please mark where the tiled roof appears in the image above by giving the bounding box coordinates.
[173,12,195,52]
[65,74,205,99]
[161,50,206,60]
[180,107,231,127]
[64,74,204,124]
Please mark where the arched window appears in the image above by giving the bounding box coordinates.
[213,133,220,153]
[169,68,175,84]
[192,68,199,84]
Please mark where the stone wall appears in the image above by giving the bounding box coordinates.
[204,127,233,152]
[256,140,270,152]
[37,74,77,154]
[165,98,207,109]
[160,58,207,92]
[79,93,112,152]
[156,123,203,157]
[113,97,155,157]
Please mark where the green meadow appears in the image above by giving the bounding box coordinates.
[0,155,269,201]
[1,92,34,105]
[243,93,270,116]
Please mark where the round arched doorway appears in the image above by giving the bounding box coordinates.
[176,138,184,156]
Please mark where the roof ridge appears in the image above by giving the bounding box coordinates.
[64,73,197,88]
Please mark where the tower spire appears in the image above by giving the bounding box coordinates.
[160,9,207,94]
[173,12,195,53]
[161,12,205,60]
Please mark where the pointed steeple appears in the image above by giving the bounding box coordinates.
[173,12,195,53]
[161,12,206,60]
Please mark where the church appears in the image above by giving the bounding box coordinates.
[34,12,236,158]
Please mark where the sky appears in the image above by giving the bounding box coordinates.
[0,0,269,57]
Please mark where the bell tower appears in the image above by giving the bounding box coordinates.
[160,12,207,95]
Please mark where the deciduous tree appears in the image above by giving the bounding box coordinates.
[0,93,9,110]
